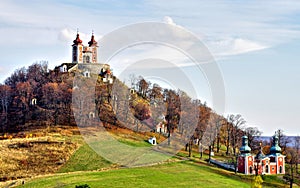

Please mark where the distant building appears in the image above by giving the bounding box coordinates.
[156,122,167,134]
[71,31,98,64]
[238,135,285,175]
[55,31,113,82]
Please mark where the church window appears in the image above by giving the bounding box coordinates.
[89,112,95,119]
[86,56,90,63]
[84,71,90,77]
[265,165,269,173]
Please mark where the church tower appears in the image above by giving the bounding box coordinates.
[88,31,98,63]
[72,31,83,63]
[269,135,285,174]
[238,136,254,174]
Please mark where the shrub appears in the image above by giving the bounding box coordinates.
[75,184,90,188]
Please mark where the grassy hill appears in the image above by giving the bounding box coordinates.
[0,126,293,188]
[20,161,251,188]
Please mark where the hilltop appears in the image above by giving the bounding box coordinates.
[0,61,299,187]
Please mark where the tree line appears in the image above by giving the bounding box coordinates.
[0,62,298,185]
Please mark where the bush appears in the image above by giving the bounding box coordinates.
[251,176,263,188]
[75,184,90,188]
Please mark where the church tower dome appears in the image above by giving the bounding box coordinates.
[270,135,282,156]
[240,135,251,155]
[73,32,82,45]
[88,31,98,47]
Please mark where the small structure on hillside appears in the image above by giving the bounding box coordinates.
[156,122,167,134]
[30,98,37,106]
[238,135,285,175]
[148,137,157,145]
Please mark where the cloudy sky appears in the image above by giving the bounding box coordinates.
[1,0,300,136]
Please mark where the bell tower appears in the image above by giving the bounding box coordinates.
[238,136,254,174]
[88,31,98,63]
[72,30,83,63]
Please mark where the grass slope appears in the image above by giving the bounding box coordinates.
[21,161,250,188]
[57,143,112,173]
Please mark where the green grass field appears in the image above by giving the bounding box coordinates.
[57,142,112,173]
[20,161,251,188]
[9,129,292,188]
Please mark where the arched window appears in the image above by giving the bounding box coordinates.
[89,112,95,119]
[84,71,90,77]
[279,166,283,173]
[86,56,90,63]
[63,65,67,72]
[31,98,37,106]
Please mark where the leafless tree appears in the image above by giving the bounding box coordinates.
[276,129,291,154]
[294,136,300,173]
[245,126,262,149]
[227,114,246,156]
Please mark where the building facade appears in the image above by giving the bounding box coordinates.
[72,32,98,64]
[238,135,285,175]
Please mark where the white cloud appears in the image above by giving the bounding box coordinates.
[58,28,75,43]
[207,37,269,57]
[162,16,269,57]
[163,16,175,25]
[147,0,300,48]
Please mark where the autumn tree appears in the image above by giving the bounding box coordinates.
[149,83,163,100]
[15,81,32,125]
[165,89,181,145]
[285,148,298,188]
[295,136,300,173]
[0,84,12,132]
[137,77,150,98]
[5,67,27,88]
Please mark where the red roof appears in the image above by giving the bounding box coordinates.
[88,34,97,47]
[73,33,82,45]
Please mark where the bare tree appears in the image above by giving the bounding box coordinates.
[227,114,246,173]
[285,148,298,188]
[276,129,291,154]
[224,120,232,156]
[0,84,12,132]
[227,114,246,156]
[245,126,262,149]
[202,114,222,162]
[294,136,300,173]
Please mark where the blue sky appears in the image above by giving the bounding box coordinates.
[0,0,300,136]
